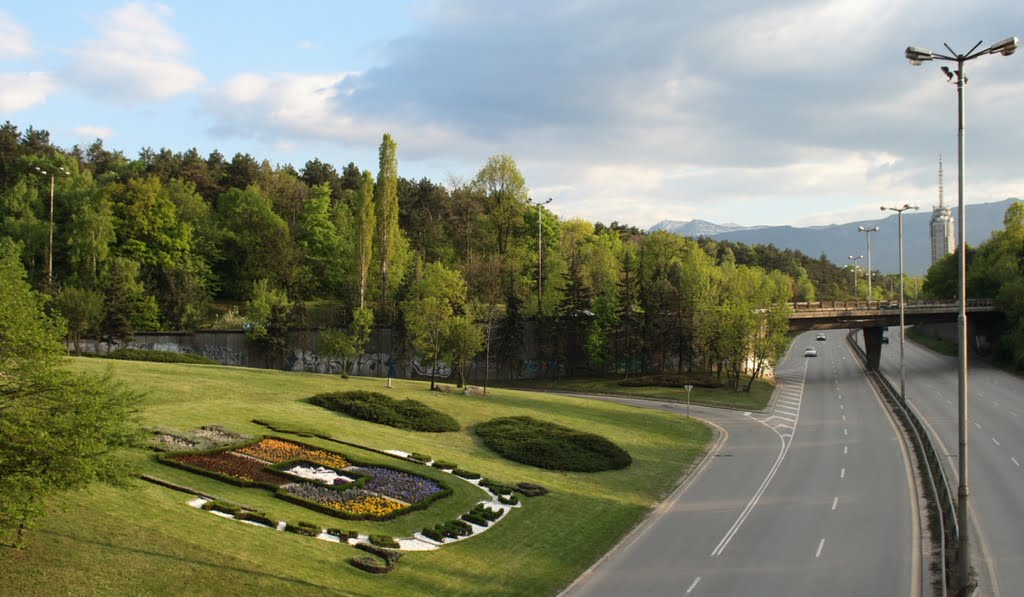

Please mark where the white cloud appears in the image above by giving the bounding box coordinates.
[73,125,115,139]
[0,10,32,58]
[298,40,314,50]
[0,12,32,59]
[68,2,205,103]
[0,72,56,111]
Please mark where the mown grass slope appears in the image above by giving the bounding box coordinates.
[2,359,713,596]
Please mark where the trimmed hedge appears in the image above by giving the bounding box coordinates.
[106,348,219,365]
[308,390,460,432]
[515,482,549,497]
[355,543,403,564]
[368,534,399,549]
[475,416,632,472]
[350,556,395,574]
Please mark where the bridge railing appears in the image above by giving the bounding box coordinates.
[789,298,993,312]
[845,330,958,596]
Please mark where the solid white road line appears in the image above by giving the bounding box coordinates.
[686,577,701,594]
[815,538,825,559]
[832,497,838,511]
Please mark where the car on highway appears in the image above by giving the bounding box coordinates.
[882,334,889,344]
[804,346,817,357]
[816,333,826,341]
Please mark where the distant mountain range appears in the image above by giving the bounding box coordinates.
[649,198,1021,276]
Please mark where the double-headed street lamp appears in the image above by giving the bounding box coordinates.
[848,255,862,298]
[32,165,70,287]
[881,204,918,406]
[857,225,879,299]
[527,197,553,315]
[905,34,1019,592]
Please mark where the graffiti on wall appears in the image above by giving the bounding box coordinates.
[411,357,452,378]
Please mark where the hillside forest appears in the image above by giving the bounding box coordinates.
[1,121,940,388]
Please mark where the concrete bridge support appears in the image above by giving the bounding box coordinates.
[863,326,884,371]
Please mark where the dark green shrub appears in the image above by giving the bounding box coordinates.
[421,528,444,542]
[237,511,276,527]
[350,555,395,574]
[516,482,549,497]
[431,461,457,470]
[107,348,218,365]
[461,513,488,527]
[201,500,241,516]
[355,543,403,564]
[308,390,459,432]
[499,494,519,506]
[408,452,431,463]
[471,505,502,521]
[479,478,514,495]
[475,416,632,472]
[284,521,319,536]
[452,468,480,480]
[326,528,359,540]
[368,534,399,548]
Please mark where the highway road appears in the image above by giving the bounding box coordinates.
[877,332,1024,596]
[566,330,918,597]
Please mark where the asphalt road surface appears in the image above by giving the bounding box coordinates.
[878,331,1024,597]
[566,330,918,597]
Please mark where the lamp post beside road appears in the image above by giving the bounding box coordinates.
[527,197,553,315]
[32,165,69,287]
[858,226,879,299]
[905,34,1019,593]
[881,203,918,405]
[848,255,862,298]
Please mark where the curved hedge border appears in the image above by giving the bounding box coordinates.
[308,391,460,432]
[475,416,632,472]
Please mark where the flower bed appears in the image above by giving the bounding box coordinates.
[349,466,445,503]
[281,484,406,518]
[236,438,350,469]
[168,452,291,486]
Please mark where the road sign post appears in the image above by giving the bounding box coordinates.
[684,384,693,418]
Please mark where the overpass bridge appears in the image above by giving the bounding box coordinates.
[787,299,998,370]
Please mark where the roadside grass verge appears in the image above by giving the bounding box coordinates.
[1,359,712,596]
[907,327,958,357]
[492,375,774,411]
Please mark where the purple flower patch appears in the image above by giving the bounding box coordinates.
[350,466,444,503]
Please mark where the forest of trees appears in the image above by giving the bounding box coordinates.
[923,200,1024,370]
[1,120,867,389]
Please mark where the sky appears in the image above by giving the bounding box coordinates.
[2,1,1023,229]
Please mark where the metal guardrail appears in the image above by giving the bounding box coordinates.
[790,299,994,312]
[845,331,958,597]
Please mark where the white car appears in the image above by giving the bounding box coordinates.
[816,333,826,341]
[804,346,818,357]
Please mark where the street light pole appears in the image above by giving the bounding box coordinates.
[882,204,918,405]
[528,197,553,315]
[848,255,863,298]
[906,35,1019,593]
[858,225,879,299]
[32,165,69,287]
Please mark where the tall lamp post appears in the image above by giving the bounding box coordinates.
[881,203,918,406]
[905,35,1019,592]
[527,197,553,314]
[32,165,70,287]
[848,255,863,298]
[858,225,879,299]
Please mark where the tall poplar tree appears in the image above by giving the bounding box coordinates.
[356,170,375,308]
[375,134,399,314]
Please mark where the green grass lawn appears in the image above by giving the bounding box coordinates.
[494,375,774,411]
[2,359,713,596]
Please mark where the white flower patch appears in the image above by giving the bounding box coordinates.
[283,464,353,484]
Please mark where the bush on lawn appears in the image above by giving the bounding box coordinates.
[106,348,218,365]
[350,555,395,574]
[308,390,459,432]
[515,482,549,497]
[475,416,632,472]
[368,534,399,548]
